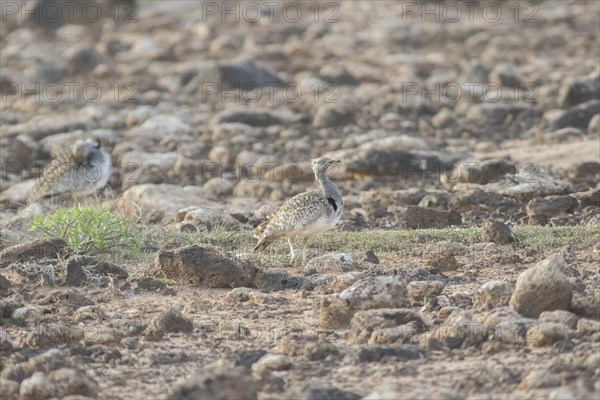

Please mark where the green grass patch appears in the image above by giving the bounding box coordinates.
[156,225,599,263]
[63,220,595,264]
[30,204,143,259]
[512,225,600,247]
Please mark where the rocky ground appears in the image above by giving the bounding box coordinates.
[1,0,599,399]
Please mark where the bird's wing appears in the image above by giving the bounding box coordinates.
[31,152,68,199]
[254,191,328,238]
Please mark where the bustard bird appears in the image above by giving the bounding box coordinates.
[253,157,343,265]
[30,139,111,203]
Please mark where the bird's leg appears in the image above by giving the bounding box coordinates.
[288,237,296,264]
[301,237,309,266]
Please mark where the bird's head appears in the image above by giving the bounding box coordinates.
[72,139,101,162]
[311,157,341,175]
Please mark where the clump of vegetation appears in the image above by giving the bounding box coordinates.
[30,204,143,259]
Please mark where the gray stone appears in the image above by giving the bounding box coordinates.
[19,368,98,400]
[458,59,491,84]
[25,324,84,348]
[251,353,292,375]
[0,274,11,292]
[0,378,19,399]
[116,184,218,224]
[254,269,305,291]
[182,62,223,93]
[145,309,193,338]
[168,367,257,400]
[518,369,561,390]
[284,384,361,400]
[0,330,13,350]
[313,102,355,127]
[7,134,44,170]
[473,280,514,310]
[1,348,67,383]
[359,189,428,213]
[526,322,576,348]
[37,289,95,309]
[65,256,128,286]
[557,71,600,108]
[319,65,359,86]
[0,238,67,267]
[570,163,600,180]
[472,307,536,345]
[481,220,514,244]
[423,241,468,272]
[0,299,23,318]
[570,292,600,320]
[576,318,600,337]
[224,288,285,305]
[156,245,257,288]
[219,60,282,88]
[432,107,456,129]
[424,312,486,349]
[350,345,425,363]
[346,308,426,345]
[489,64,521,88]
[442,159,517,186]
[588,113,600,136]
[125,115,192,140]
[2,114,92,140]
[395,206,461,229]
[202,177,235,198]
[39,129,117,156]
[12,305,49,320]
[448,188,521,212]
[539,310,580,329]
[210,122,257,142]
[120,150,181,189]
[319,276,409,329]
[72,305,107,322]
[465,104,531,126]
[418,192,451,209]
[341,149,443,178]
[454,167,571,203]
[66,45,104,73]
[210,108,284,127]
[407,280,445,301]
[366,384,461,400]
[0,179,37,206]
[24,62,70,85]
[509,255,573,318]
[178,207,241,231]
[543,127,586,144]
[304,252,354,274]
[136,278,173,295]
[551,100,600,130]
[209,32,244,57]
[227,350,268,370]
[526,195,578,217]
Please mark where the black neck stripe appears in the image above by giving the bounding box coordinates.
[327,197,338,211]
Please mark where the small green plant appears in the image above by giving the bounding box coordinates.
[30,204,143,258]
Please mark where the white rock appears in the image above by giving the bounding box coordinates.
[473,280,514,310]
[304,252,354,274]
[125,115,192,140]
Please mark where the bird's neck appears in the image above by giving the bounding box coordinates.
[88,149,107,164]
[316,172,342,202]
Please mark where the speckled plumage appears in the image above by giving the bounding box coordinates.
[253,157,343,265]
[29,139,111,203]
